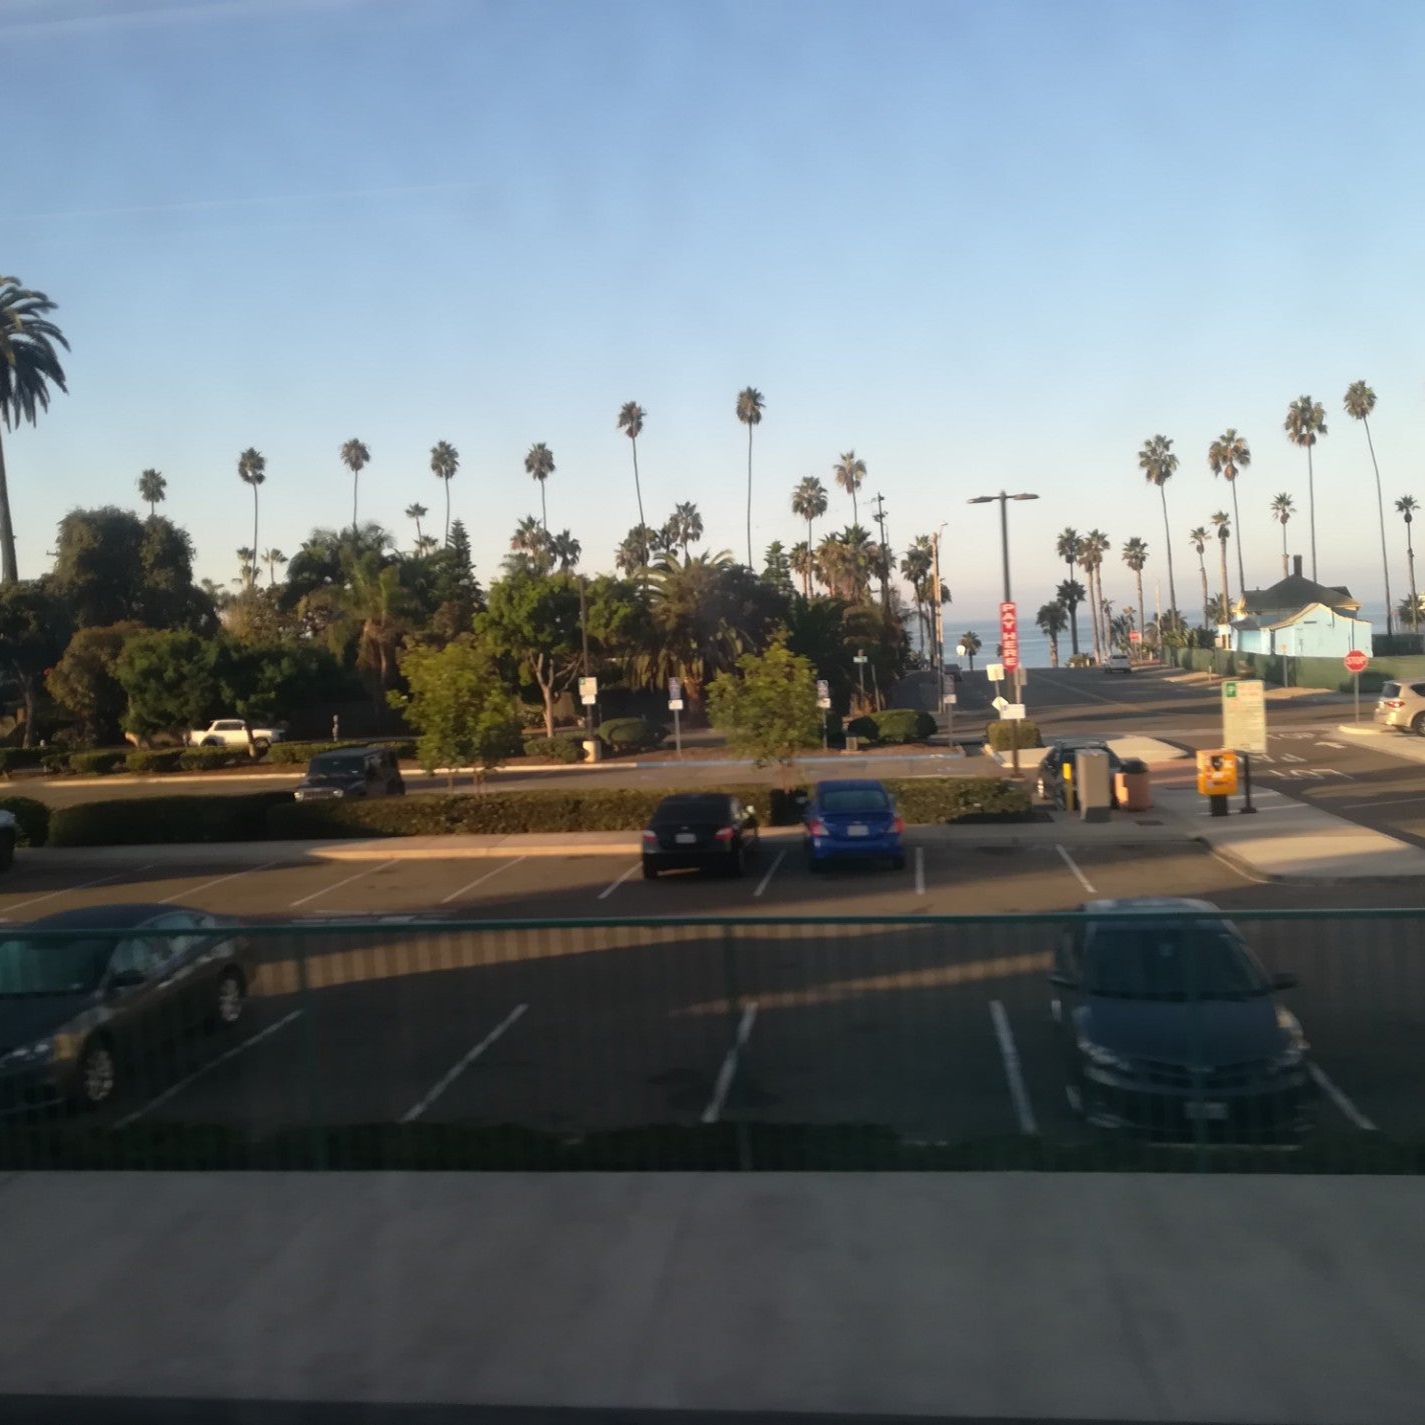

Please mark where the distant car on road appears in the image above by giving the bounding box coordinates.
[1104,653,1132,674]
[187,718,285,751]
[1375,680,1425,735]
[0,904,256,1111]
[293,746,405,802]
[1048,897,1314,1139]
[1036,737,1123,805]
[0,809,15,872]
[641,793,758,878]
[803,778,905,871]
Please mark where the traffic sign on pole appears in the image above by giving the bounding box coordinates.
[1344,649,1368,675]
[1221,678,1267,755]
[578,676,598,706]
[815,678,831,710]
[992,695,1009,712]
[986,663,1005,683]
[999,600,1020,673]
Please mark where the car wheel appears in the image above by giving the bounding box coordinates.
[642,859,659,880]
[724,846,745,878]
[213,968,246,1029]
[890,853,907,871]
[1413,714,1425,736]
[77,1038,117,1108]
[202,737,222,747]
[252,738,270,753]
[0,831,13,873]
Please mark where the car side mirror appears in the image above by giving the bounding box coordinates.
[1271,971,1298,991]
[1047,971,1077,990]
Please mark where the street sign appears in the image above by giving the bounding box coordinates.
[853,652,868,665]
[1221,678,1267,755]
[986,663,1005,683]
[578,676,598,706]
[999,600,1020,673]
[667,676,682,700]
[943,693,958,707]
[992,695,1009,712]
[1003,703,1026,721]
[1344,649,1369,675]
[1129,629,1143,644]
[668,699,684,712]
[815,678,831,710]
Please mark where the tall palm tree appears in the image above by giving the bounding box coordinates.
[616,400,647,534]
[1207,429,1250,599]
[735,387,764,567]
[0,277,70,583]
[1121,537,1148,654]
[405,502,428,550]
[1398,496,1420,633]
[524,441,555,530]
[790,475,828,596]
[235,546,257,588]
[263,547,287,585]
[790,541,816,597]
[1209,511,1232,625]
[1036,601,1068,667]
[833,450,867,530]
[1138,434,1179,618]
[138,468,167,518]
[1085,529,1110,654]
[550,530,581,572]
[429,440,459,545]
[340,438,371,534]
[1345,381,1393,636]
[237,448,266,574]
[899,537,934,653]
[665,501,703,557]
[1284,395,1327,580]
[959,630,982,671]
[511,515,554,574]
[1188,527,1211,625]
[1056,579,1085,655]
[1055,527,1081,654]
[1270,492,1295,578]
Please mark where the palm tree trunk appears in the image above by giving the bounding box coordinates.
[805,518,814,596]
[1307,446,1318,581]
[630,437,645,532]
[1218,539,1230,629]
[251,485,259,585]
[1066,558,1080,654]
[1280,522,1288,578]
[1229,482,1245,598]
[352,474,359,536]
[1089,569,1102,661]
[1134,571,1145,656]
[1364,418,1393,637]
[1158,486,1178,618]
[0,427,17,584]
[1049,631,1059,668]
[444,481,451,546]
[745,425,754,569]
[1408,525,1419,633]
[540,482,548,533]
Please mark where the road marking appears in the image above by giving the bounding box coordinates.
[1203,846,1270,884]
[1309,1063,1377,1132]
[701,1002,758,1124]
[1280,753,1306,763]
[1316,741,1346,750]
[1338,795,1425,812]
[288,859,399,908]
[597,862,640,900]
[160,860,280,905]
[914,846,925,896]
[989,1000,1037,1135]
[1055,844,1096,894]
[114,1008,303,1128]
[439,856,528,904]
[752,849,785,898]
[1,863,158,916]
[401,1003,528,1123]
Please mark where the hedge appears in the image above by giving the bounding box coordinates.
[125,748,184,774]
[70,750,128,776]
[523,733,593,764]
[596,717,667,754]
[265,738,416,766]
[47,792,294,848]
[41,751,72,775]
[847,708,937,745]
[985,719,1043,751]
[0,796,50,847]
[0,747,46,776]
[177,746,248,772]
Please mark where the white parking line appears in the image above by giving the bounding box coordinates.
[2,863,158,916]
[989,1000,1037,1135]
[1338,795,1425,812]
[160,860,281,905]
[914,846,925,896]
[597,862,640,900]
[289,859,399,909]
[1309,1063,1377,1132]
[114,1009,303,1128]
[439,856,528,904]
[401,1003,528,1123]
[1055,845,1096,895]
[702,1002,758,1124]
[752,849,785,898]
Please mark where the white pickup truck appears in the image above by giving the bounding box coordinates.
[186,719,286,751]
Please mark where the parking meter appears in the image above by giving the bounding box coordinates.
[1074,748,1112,824]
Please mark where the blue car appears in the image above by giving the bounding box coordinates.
[803,778,906,871]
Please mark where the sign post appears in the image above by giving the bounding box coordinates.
[997,601,1025,775]
[1344,649,1369,723]
[1221,678,1266,814]
[667,676,683,756]
[816,678,831,748]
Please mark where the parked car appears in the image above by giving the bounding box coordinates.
[0,809,16,873]
[1035,737,1124,804]
[641,793,758,878]
[1104,653,1132,674]
[1375,680,1425,734]
[293,746,405,802]
[0,904,256,1111]
[1048,897,1314,1139]
[803,778,905,871]
[186,718,286,750]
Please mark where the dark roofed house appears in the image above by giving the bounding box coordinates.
[1229,556,1369,659]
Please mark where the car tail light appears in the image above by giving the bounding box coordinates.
[893,815,905,834]
[641,829,658,842]
[1386,699,1404,709]
[806,817,827,836]
[714,826,735,842]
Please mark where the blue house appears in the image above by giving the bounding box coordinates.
[1229,559,1371,658]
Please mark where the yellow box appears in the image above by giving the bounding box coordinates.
[1196,748,1239,797]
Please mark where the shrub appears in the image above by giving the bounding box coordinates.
[48,792,292,848]
[265,738,415,766]
[0,747,46,777]
[177,746,246,772]
[69,750,128,776]
[596,717,667,754]
[1066,653,1096,668]
[870,708,937,744]
[125,748,184,774]
[40,751,72,775]
[984,719,1042,751]
[891,777,1032,823]
[0,796,50,846]
[845,715,879,743]
[523,733,590,764]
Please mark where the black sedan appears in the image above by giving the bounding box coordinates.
[1049,897,1314,1140]
[0,904,256,1111]
[641,793,759,879]
[1035,737,1123,805]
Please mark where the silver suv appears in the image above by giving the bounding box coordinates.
[1375,680,1425,734]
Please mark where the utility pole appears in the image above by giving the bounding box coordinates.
[871,492,890,612]
[579,574,593,742]
[930,528,945,681]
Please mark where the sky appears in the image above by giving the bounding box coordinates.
[5,0,1425,632]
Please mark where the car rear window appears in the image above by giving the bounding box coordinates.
[1382,682,1402,698]
[309,753,366,776]
[652,796,730,822]
[821,787,890,814]
[1412,684,1425,697]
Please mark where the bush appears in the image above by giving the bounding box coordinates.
[69,750,128,776]
[523,734,590,764]
[48,792,292,848]
[265,738,415,766]
[177,746,247,772]
[891,777,1032,824]
[125,748,184,774]
[40,751,72,775]
[0,796,50,846]
[985,719,1043,751]
[1066,653,1096,668]
[845,714,879,743]
[596,717,667,754]
[870,708,937,744]
[0,747,46,776]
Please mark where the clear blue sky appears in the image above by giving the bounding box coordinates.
[5,0,1424,629]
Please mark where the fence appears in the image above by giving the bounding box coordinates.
[0,910,1420,1171]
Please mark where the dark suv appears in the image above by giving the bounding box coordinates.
[1036,737,1123,806]
[294,746,405,802]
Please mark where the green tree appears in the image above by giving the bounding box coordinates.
[390,639,521,789]
[237,448,266,577]
[1055,579,1085,659]
[524,441,556,530]
[1120,537,1149,652]
[341,438,371,535]
[46,622,144,744]
[0,277,69,584]
[477,569,587,737]
[509,515,555,575]
[616,524,659,577]
[1345,381,1393,636]
[138,468,167,519]
[1036,602,1067,667]
[1077,531,1109,662]
[1055,527,1081,655]
[262,548,287,585]
[664,501,703,558]
[1270,492,1294,578]
[1188,526,1211,626]
[762,540,794,594]
[1207,428,1250,600]
[736,386,764,567]
[833,450,867,528]
[405,502,428,551]
[790,476,828,596]
[789,541,817,599]
[430,440,459,545]
[1137,435,1179,618]
[0,580,72,745]
[115,629,220,741]
[1210,511,1232,625]
[616,402,647,566]
[550,529,581,572]
[1284,395,1327,580]
[899,535,934,656]
[216,638,348,749]
[1398,495,1419,633]
[707,638,820,789]
[958,630,982,670]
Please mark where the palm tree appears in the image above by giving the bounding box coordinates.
[790,541,817,597]
[1397,595,1425,628]
[615,524,658,576]
[340,438,371,534]
[1284,395,1327,580]
[1085,529,1110,657]
[1270,492,1294,578]
[899,536,935,654]
[137,468,167,518]
[1345,381,1393,636]
[524,442,555,530]
[1055,527,1082,654]
[1121,537,1148,655]
[429,440,459,545]
[616,400,647,535]
[1398,496,1419,633]
[237,448,266,573]
[735,387,764,567]
[235,546,257,588]
[1056,579,1085,655]
[959,630,982,671]
[790,476,828,594]
[0,277,70,583]
[262,548,287,585]
[414,534,439,557]
[405,502,428,550]
[1138,434,1179,618]
[550,530,581,572]
[1036,601,1068,667]
[1188,527,1211,625]
[1210,512,1232,627]
[665,501,703,557]
[1207,429,1250,599]
[833,450,867,528]
[511,515,554,574]
[1077,533,1107,661]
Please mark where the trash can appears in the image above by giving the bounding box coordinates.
[844,736,861,753]
[582,738,603,764]
[1115,757,1152,812]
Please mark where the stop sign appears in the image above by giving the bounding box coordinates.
[1344,649,1369,675]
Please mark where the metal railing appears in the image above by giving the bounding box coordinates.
[0,911,1420,1171]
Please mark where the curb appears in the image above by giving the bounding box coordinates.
[1195,834,1425,885]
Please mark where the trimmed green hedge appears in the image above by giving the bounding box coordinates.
[596,717,667,754]
[0,747,46,776]
[48,792,294,848]
[847,708,937,745]
[985,719,1043,751]
[523,733,593,763]
[0,796,50,847]
[41,751,72,775]
[70,750,128,776]
[177,746,248,771]
[125,748,184,774]
[265,738,416,766]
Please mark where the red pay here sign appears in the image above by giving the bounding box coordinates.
[999,601,1020,672]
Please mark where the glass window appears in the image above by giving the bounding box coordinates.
[821,788,890,814]
[0,936,113,994]
[109,937,164,981]
[1080,923,1267,1000]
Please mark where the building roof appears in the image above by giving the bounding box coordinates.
[1231,601,1369,634]
[1239,574,1358,615]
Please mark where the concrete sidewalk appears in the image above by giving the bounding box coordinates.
[1338,721,1425,764]
[0,1171,1420,1423]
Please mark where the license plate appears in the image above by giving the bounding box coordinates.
[675,832,697,845]
[1184,1101,1228,1121]
[848,824,869,837]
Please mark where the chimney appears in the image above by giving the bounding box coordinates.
[1293,554,1303,578]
